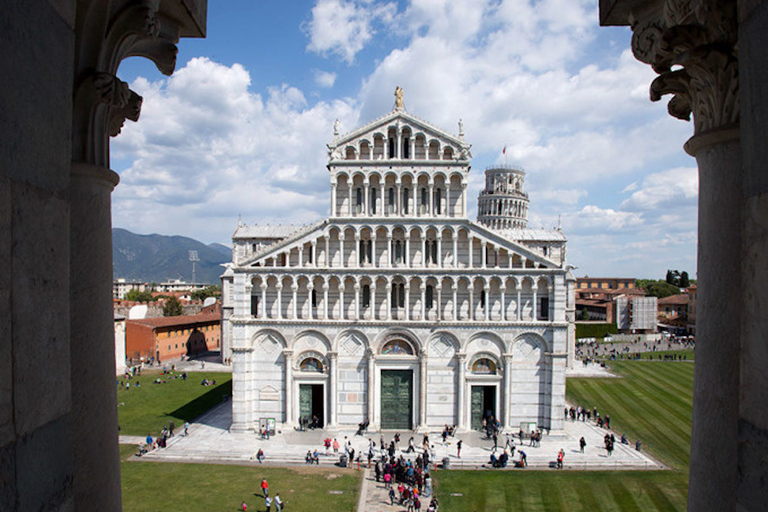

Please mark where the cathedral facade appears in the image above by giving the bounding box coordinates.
[223,96,575,434]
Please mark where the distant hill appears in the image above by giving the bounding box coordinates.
[113,228,230,284]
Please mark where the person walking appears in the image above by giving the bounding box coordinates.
[556,448,565,469]
[457,440,462,458]
[579,436,586,453]
[264,495,272,512]
[184,421,190,436]
[274,493,283,511]
[260,478,269,497]
[492,433,498,452]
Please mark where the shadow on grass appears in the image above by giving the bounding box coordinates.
[167,380,232,423]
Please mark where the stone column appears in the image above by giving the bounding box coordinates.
[453,237,458,268]
[298,247,304,267]
[419,355,428,430]
[484,284,491,321]
[276,283,283,319]
[481,241,487,268]
[371,235,377,267]
[354,282,361,320]
[339,235,345,268]
[285,250,290,268]
[500,287,506,322]
[436,284,442,321]
[446,187,451,217]
[468,287,474,321]
[468,237,474,267]
[517,289,522,321]
[437,235,442,267]
[331,182,337,216]
[412,186,418,217]
[387,235,393,267]
[462,183,468,217]
[420,283,427,320]
[366,349,376,425]
[370,283,377,320]
[283,350,294,426]
[600,4,742,509]
[339,285,345,321]
[354,233,360,268]
[533,289,538,321]
[502,353,513,429]
[231,347,254,433]
[396,181,402,216]
[386,282,393,320]
[452,284,458,320]
[404,237,410,267]
[348,184,353,216]
[422,237,428,266]
[260,283,267,319]
[428,182,434,216]
[70,163,122,508]
[325,236,330,267]
[328,352,339,427]
[364,179,370,215]
[291,284,298,319]
[456,353,467,429]
[405,282,411,321]
[311,241,317,267]
[322,283,329,320]
[307,284,314,320]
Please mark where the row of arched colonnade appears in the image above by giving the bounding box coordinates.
[230,326,563,433]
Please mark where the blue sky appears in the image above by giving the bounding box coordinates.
[111,0,698,279]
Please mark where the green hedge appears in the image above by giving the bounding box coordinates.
[576,322,618,340]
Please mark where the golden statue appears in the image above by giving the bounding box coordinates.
[394,86,404,110]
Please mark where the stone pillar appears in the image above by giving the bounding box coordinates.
[339,234,345,268]
[231,348,254,433]
[436,284,442,321]
[284,350,294,426]
[517,290,522,321]
[354,233,360,268]
[437,235,442,267]
[276,283,283,319]
[484,284,491,321]
[502,353,513,429]
[298,247,304,267]
[420,283,427,320]
[370,283,377,320]
[291,284,298,319]
[404,237,410,267]
[70,163,122,509]
[453,237,458,268]
[339,286,345,320]
[396,181,402,216]
[500,287,506,322]
[405,282,411,321]
[348,184,353,216]
[387,235,393,267]
[260,283,267,319]
[422,237,428,266]
[462,183,468,217]
[371,235,377,267]
[599,3,742,509]
[468,287,474,321]
[468,237,474,268]
[331,182,337,216]
[307,284,314,320]
[532,289,538,321]
[452,284,458,320]
[419,355,428,430]
[366,349,376,425]
[311,241,317,267]
[456,353,467,429]
[285,250,290,268]
[364,180,370,215]
[325,236,330,267]
[386,282,393,320]
[322,283,329,320]
[481,241,487,268]
[428,182,434,216]
[328,352,339,427]
[446,187,451,217]
[354,282,361,320]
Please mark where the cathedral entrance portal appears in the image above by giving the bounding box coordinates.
[299,384,324,428]
[380,370,413,430]
[471,385,497,430]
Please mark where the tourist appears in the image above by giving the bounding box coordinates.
[519,450,527,467]
[168,420,175,437]
[557,448,565,469]
[389,487,396,505]
[579,436,586,453]
[305,450,313,464]
[257,449,265,463]
[264,495,271,512]
[241,500,247,511]
[456,440,462,458]
[333,438,339,453]
[407,436,416,453]
[260,477,269,497]
[184,421,190,436]
[274,493,283,511]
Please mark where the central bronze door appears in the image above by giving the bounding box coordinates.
[380,370,413,430]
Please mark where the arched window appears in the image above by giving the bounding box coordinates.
[388,187,395,213]
[381,339,414,355]
[421,188,428,213]
[434,188,442,214]
[388,137,395,158]
[370,188,377,214]
[299,357,324,372]
[402,188,409,214]
[362,284,371,308]
[471,358,497,375]
[426,285,434,309]
[402,137,410,159]
[356,187,363,213]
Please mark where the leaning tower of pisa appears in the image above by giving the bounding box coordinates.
[476,165,530,230]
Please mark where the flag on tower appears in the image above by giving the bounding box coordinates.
[502,145,506,155]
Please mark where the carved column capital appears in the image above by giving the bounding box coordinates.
[628,0,739,144]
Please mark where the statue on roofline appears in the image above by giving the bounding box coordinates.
[394,86,404,110]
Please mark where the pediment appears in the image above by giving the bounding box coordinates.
[465,221,559,269]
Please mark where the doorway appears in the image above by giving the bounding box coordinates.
[470,385,497,430]
[380,370,413,430]
[299,384,324,428]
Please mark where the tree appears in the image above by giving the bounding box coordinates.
[643,280,681,298]
[666,269,681,286]
[163,296,183,316]
[579,308,590,321]
[191,285,221,301]
[125,289,154,302]
[680,271,690,288]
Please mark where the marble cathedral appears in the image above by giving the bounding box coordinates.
[222,91,576,434]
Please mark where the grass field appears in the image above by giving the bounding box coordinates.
[433,360,694,511]
[118,370,232,436]
[120,445,361,512]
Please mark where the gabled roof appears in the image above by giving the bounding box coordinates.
[233,224,306,240]
[493,227,567,242]
[329,109,467,150]
[126,313,220,329]
[239,220,328,267]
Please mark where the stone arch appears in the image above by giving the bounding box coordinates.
[464,331,505,356]
[250,328,288,351]
[290,329,332,353]
[427,331,459,359]
[468,352,501,375]
[512,333,547,360]
[335,329,370,356]
[374,328,422,356]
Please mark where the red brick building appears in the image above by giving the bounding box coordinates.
[125,313,221,363]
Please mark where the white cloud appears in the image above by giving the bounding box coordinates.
[304,0,397,64]
[570,205,643,231]
[111,58,359,243]
[620,167,698,211]
[313,69,337,88]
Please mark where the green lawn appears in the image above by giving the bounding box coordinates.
[434,360,694,511]
[117,370,232,436]
[120,445,361,512]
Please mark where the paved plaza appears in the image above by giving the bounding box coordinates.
[124,399,660,472]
